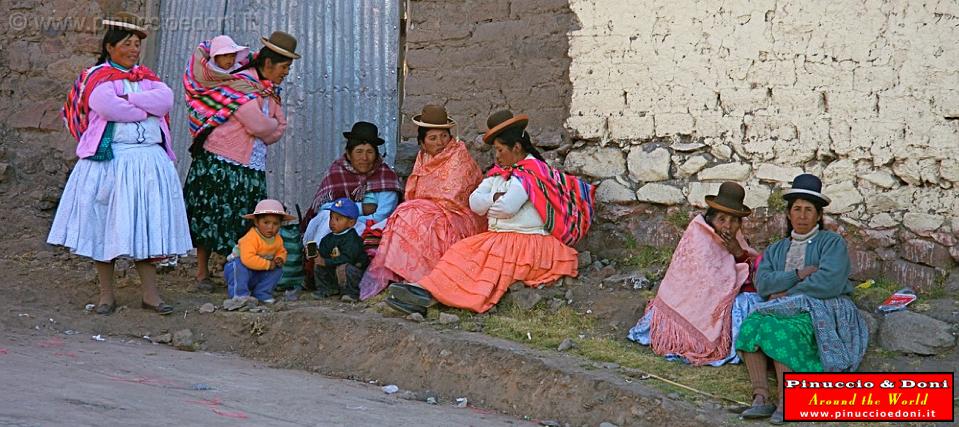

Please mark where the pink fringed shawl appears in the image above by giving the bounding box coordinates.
[645,215,757,365]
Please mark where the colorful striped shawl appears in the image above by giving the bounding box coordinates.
[488,158,595,245]
[63,62,163,142]
[182,40,272,139]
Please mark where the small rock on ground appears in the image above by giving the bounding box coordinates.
[879,310,956,355]
[539,420,561,427]
[599,422,619,427]
[438,313,460,324]
[198,303,216,314]
[172,329,195,352]
[557,338,575,352]
[577,251,592,269]
[153,333,172,344]
[406,313,425,322]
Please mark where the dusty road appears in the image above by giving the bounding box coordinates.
[0,332,530,427]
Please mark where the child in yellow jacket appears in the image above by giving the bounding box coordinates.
[224,199,294,303]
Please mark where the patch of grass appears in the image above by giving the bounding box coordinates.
[665,208,692,230]
[482,304,753,403]
[620,245,674,270]
[852,276,902,309]
[767,188,787,212]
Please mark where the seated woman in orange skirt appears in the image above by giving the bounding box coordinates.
[357,105,487,300]
[386,110,596,314]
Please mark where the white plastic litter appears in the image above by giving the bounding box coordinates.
[382,385,399,394]
[92,335,106,342]
[455,397,468,408]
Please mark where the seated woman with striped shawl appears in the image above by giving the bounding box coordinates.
[357,105,486,301]
[627,182,762,366]
[301,121,402,294]
[736,174,868,425]
[386,110,595,314]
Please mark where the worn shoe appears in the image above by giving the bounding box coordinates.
[740,403,776,419]
[283,288,301,302]
[94,302,116,316]
[769,407,784,425]
[388,283,436,308]
[385,296,427,316]
[141,300,174,315]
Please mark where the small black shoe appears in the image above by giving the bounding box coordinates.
[388,283,436,308]
[385,296,427,316]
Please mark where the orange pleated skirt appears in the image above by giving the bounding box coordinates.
[418,231,578,313]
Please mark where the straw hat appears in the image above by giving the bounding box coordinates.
[102,11,147,39]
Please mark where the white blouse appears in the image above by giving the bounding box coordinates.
[469,155,547,235]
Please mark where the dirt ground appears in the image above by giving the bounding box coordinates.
[0,330,530,426]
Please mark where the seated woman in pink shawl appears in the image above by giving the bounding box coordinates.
[627,182,762,366]
[358,105,486,300]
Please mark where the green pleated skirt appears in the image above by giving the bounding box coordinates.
[183,150,267,255]
[735,311,824,372]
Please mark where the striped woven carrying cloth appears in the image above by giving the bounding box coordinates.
[182,40,273,139]
[488,158,595,245]
[63,62,164,142]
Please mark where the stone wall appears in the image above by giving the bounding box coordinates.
[0,0,147,209]
[400,0,576,168]
[564,0,959,290]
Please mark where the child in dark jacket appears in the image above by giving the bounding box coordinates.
[308,197,369,300]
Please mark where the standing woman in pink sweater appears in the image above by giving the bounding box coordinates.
[182,32,299,292]
[48,13,192,315]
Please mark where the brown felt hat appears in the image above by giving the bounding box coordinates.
[704,182,752,217]
[411,104,456,129]
[483,110,529,144]
[261,31,301,59]
[102,11,148,39]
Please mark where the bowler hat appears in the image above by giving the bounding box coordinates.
[261,31,301,59]
[343,121,385,146]
[705,182,752,217]
[782,174,831,206]
[483,110,529,144]
[411,104,456,129]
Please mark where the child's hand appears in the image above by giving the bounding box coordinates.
[315,258,326,267]
[273,257,284,268]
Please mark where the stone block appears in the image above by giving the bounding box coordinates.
[755,164,803,183]
[609,114,654,140]
[823,181,863,214]
[862,229,896,249]
[654,113,695,136]
[861,171,899,189]
[868,213,897,229]
[879,311,956,356]
[596,179,636,204]
[903,213,944,236]
[563,146,626,178]
[677,155,708,178]
[627,146,670,182]
[901,239,954,269]
[635,183,685,206]
[881,260,944,293]
[848,249,883,281]
[686,182,721,208]
[697,163,751,181]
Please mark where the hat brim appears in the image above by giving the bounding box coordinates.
[704,196,752,217]
[411,114,456,129]
[242,210,296,221]
[323,206,359,220]
[483,114,529,144]
[102,19,148,39]
[342,132,385,146]
[261,37,301,59]
[782,188,831,206]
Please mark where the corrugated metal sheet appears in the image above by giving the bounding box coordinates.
[154,0,400,209]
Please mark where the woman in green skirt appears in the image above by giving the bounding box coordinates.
[735,174,868,424]
[182,32,300,291]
